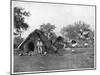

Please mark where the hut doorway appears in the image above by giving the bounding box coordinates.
[27,42,34,52]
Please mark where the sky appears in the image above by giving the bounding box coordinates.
[12,1,95,38]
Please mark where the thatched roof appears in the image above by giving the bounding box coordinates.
[18,29,51,50]
[55,36,64,43]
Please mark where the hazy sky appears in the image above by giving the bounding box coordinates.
[12,1,95,38]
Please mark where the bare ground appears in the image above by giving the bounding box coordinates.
[14,48,95,73]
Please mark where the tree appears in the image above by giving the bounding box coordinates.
[40,23,56,39]
[61,24,78,39]
[60,21,94,47]
[14,7,30,37]
[74,21,90,33]
[14,36,23,49]
[49,32,57,44]
[61,21,92,39]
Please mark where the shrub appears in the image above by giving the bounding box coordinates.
[14,36,23,49]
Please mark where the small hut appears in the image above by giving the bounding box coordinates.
[18,29,51,54]
[53,36,64,49]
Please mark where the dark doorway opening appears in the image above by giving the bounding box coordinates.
[28,42,34,52]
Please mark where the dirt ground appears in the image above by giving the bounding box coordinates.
[14,48,95,73]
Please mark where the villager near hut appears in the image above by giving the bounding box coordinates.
[18,29,51,55]
[17,29,66,56]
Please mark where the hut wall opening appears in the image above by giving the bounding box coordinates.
[27,42,34,52]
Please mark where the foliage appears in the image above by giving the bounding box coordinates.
[60,21,94,48]
[49,32,57,44]
[61,24,78,39]
[14,36,23,49]
[40,23,56,39]
[14,7,30,37]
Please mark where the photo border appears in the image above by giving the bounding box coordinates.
[10,0,97,74]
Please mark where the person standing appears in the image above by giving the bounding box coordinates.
[37,38,43,54]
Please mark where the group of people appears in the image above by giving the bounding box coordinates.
[36,38,47,55]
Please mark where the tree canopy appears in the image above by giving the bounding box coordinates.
[40,23,56,39]
[61,21,93,40]
[14,7,30,37]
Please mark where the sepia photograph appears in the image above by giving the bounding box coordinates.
[11,0,96,74]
